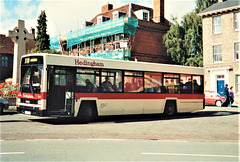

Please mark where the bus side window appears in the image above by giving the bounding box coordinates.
[144,72,162,93]
[101,70,122,93]
[76,68,100,93]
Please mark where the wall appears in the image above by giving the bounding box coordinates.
[131,20,172,63]
[202,11,240,106]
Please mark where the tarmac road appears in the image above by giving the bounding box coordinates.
[1,106,239,142]
[1,106,239,161]
[1,139,239,161]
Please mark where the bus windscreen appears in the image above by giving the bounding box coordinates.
[21,66,43,95]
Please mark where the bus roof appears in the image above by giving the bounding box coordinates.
[22,53,204,75]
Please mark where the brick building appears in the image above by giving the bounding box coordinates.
[0,33,36,83]
[198,0,240,106]
[53,0,172,64]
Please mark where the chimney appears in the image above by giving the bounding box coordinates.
[102,3,113,13]
[153,0,165,23]
[30,27,35,40]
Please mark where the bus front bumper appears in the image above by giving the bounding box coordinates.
[17,105,46,116]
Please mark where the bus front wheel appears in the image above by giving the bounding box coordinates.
[164,101,177,116]
[79,101,98,122]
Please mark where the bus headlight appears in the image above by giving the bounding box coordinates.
[17,98,21,103]
[38,100,41,105]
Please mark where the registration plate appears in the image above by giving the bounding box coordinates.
[25,111,31,115]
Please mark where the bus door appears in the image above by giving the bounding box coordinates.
[47,66,75,117]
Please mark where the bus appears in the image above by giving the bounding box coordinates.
[17,53,204,121]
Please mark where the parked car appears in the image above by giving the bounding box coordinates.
[205,91,225,107]
[0,98,9,114]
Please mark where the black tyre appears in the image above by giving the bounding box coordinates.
[0,104,3,115]
[79,101,98,122]
[164,101,177,116]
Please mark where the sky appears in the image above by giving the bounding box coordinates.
[0,0,196,37]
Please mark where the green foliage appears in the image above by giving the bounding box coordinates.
[163,18,186,65]
[163,0,217,67]
[195,0,218,13]
[34,10,50,52]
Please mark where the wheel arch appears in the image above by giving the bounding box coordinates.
[163,99,177,116]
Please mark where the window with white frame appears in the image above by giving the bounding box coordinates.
[213,45,222,62]
[97,16,102,24]
[143,12,149,21]
[235,42,240,60]
[134,9,150,21]
[234,12,240,30]
[213,16,221,34]
[113,11,119,20]
[236,75,240,94]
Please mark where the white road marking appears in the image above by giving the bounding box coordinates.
[0,152,25,155]
[25,139,64,141]
[87,138,126,141]
[141,152,239,158]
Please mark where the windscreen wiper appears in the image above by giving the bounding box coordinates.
[29,81,35,97]
[20,82,23,95]
[29,71,35,97]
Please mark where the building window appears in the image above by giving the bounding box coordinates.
[213,45,222,62]
[1,56,8,67]
[235,42,240,60]
[97,16,102,24]
[213,16,221,34]
[236,75,240,94]
[113,11,119,20]
[143,12,149,21]
[234,12,240,30]
[134,9,150,21]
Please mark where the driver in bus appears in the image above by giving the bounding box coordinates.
[85,79,94,92]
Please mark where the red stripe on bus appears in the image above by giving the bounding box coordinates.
[17,92,47,99]
[75,93,204,100]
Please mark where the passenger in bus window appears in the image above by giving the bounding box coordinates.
[112,84,117,92]
[102,77,112,92]
[85,79,94,92]
[107,85,114,92]
[117,82,122,92]
[156,86,161,93]
[193,79,199,94]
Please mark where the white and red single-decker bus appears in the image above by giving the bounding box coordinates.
[17,53,204,121]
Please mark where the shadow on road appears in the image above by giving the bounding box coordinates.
[27,109,240,125]
[0,111,17,116]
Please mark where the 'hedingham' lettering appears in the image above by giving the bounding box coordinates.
[75,59,104,67]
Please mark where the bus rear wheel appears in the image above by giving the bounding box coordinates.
[164,101,176,116]
[79,101,98,122]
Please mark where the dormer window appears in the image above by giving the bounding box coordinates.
[134,9,150,21]
[113,11,126,20]
[81,21,93,29]
[97,15,110,24]
[143,12,149,21]
[97,16,102,24]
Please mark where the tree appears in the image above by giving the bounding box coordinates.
[32,10,50,52]
[163,0,217,67]
[163,17,186,65]
[31,10,61,54]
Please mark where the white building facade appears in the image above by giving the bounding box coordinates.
[198,0,240,106]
